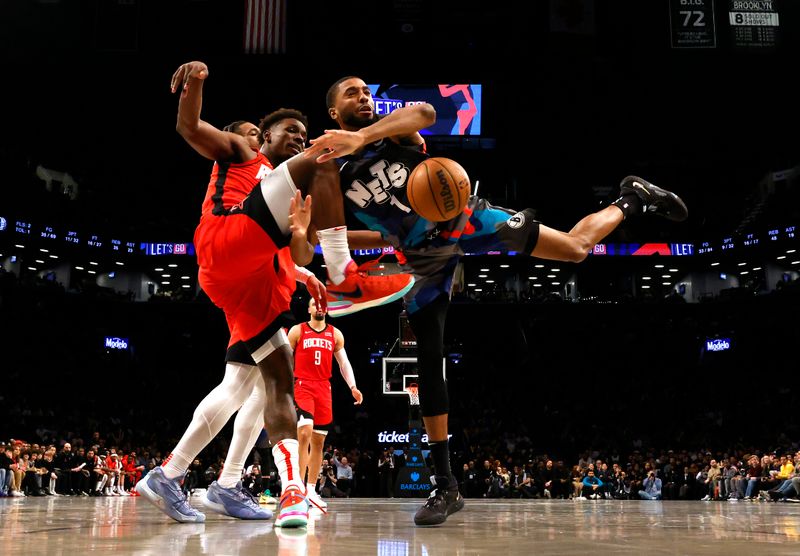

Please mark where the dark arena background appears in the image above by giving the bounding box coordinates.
[1,1,799,554]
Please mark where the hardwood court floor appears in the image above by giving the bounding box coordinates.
[2,496,799,555]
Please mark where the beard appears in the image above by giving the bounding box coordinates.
[312,313,325,321]
[341,110,376,130]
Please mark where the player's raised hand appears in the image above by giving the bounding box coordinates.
[304,129,365,163]
[288,190,312,238]
[171,61,209,94]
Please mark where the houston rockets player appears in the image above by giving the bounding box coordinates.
[288,297,363,513]
[305,76,689,525]
[137,61,326,528]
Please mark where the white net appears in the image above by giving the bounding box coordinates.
[406,385,420,406]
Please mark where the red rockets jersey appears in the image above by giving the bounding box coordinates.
[201,151,273,217]
[294,323,337,381]
[194,150,297,345]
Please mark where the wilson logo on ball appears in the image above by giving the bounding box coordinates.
[436,169,456,212]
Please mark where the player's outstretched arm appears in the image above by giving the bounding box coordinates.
[306,103,436,163]
[171,61,252,163]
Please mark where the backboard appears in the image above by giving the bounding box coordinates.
[381,357,446,396]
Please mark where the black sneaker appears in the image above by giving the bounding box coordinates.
[414,477,465,526]
[619,176,688,222]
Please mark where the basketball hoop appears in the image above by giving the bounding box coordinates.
[405,383,420,406]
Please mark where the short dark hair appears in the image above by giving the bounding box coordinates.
[326,76,360,109]
[222,120,250,134]
[258,108,308,138]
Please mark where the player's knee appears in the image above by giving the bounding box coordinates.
[297,425,313,443]
[570,246,589,263]
[562,241,590,263]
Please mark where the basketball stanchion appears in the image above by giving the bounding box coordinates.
[393,383,432,497]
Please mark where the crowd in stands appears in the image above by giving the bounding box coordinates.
[3,431,799,504]
[2,244,799,505]
[456,450,800,503]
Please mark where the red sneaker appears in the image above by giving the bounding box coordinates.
[326,259,414,317]
[275,486,309,528]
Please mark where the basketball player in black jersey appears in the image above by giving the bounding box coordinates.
[305,76,688,526]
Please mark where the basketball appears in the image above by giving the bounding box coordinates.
[406,157,470,222]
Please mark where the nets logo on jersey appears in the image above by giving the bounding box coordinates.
[345,159,413,212]
[507,212,525,229]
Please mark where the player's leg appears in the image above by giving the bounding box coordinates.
[270,155,415,316]
[247,327,308,528]
[297,422,314,495]
[308,432,327,496]
[280,155,352,284]
[294,380,316,492]
[406,293,465,526]
[531,206,623,262]
[533,175,687,260]
[459,174,687,264]
[207,220,306,528]
[137,361,260,523]
[305,384,332,512]
[204,369,273,520]
[304,431,329,512]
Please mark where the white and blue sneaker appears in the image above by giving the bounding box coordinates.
[203,481,273,520]
[136,467,206,523]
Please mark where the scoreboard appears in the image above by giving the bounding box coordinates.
[696,225,796,255]
[3,212,796,260]
[1,215,192,258]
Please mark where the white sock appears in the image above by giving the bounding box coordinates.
[162,363,259,479]
[316,226,353,285]
[218,377,266,489]
[272,439,303,493]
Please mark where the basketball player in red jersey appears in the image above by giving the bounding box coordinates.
[288,297,362,512]
[137,61,325,528]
